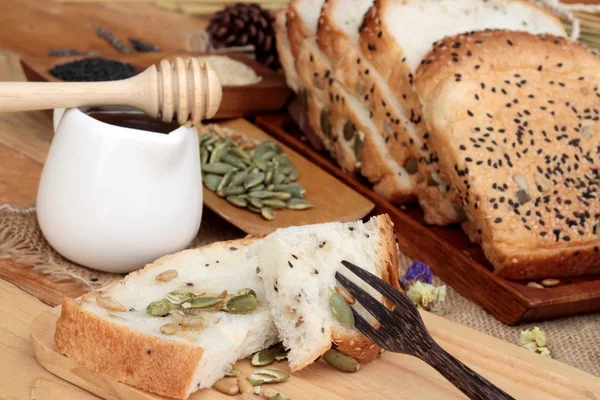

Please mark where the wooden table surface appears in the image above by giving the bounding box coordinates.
[0,2,212,398]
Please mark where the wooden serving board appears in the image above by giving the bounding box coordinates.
[31,306,600,400]
[20,52,293,119]
[254,114,600,325]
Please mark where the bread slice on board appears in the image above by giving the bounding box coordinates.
[54,237,279,399]
[318,0,418,201]
[359,0,566,224]
[286,0,416,201]
[250,214,399,371]
[415,30,600,279]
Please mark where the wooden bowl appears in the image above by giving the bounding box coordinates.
[20,52,293,120]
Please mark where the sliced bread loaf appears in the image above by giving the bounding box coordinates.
[250,214,399,371]
[55,237,279,399]
[358,0,566,224]
[317,0,418,200]
[286,0,416,201]
[415,30,600,279]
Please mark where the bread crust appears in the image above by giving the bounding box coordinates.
[275,9,299,92]
[54,237,259,399]
[415,30,600,279]
[333,214,400,364]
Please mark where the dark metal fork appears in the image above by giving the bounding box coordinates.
[336,260,515,400]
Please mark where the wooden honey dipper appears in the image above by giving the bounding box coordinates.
[0,57,222,124]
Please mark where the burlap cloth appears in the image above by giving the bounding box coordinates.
[1,204,598,376]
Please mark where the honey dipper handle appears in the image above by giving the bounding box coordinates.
[0,58,222,124]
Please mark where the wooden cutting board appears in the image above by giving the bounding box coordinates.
[31,306,600,400]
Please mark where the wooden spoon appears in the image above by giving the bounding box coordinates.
[0,57,222,124]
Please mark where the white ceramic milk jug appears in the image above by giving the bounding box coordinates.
[37,108,202,273]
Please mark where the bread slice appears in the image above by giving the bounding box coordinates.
[358,0,566,224]
[250,214,399,371]
[415,30,600,279]
[286,0,415,201]
[275,9,298,92]
[54,237,279,399]
[317,0,418,200]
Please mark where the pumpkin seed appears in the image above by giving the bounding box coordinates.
[452,203,468,222]
[237,288,257,297]
[252,349,276,366]
[223,154,247,169]
[248,205,262,213]
[201,136,218,148]
[272,154,291,166]
[248,197,263,208]
[273,172,287,185]
[222,185,246,196]
[541,278,560,287]
[256,150,276,162]
[247,376,264,387]
[229,170,249,187]
[146,299,173,316]
[516,189,531,205]
[249,190,275,199]
[404,157,418,174]
[200,147,209,165]
[322,349,360,372]
[216,171,234,195]
[96,295,126,312]
[231,146,252,163]
[527,282,544,289]
[253,157,267,171]
[354,131,365,159]
[270,192,292,201]
[249,184,266,192]
[209,141,229,163]
[271,343,288,361]
[320,108,332,137]
[203,162,237,175]
[278,164,295,176]
[223,293,258,313]
[266,391,287,400]
[343,120,356,141]
[275,183,305,198]
[244,172,266,189]
[237,375,254,394]
[166,290,196,305]
[155,269,178,282]
[182,296,222,309]
[160,323,180,335]
[335,286,355,305]
[213,378,239,396]
[198,133,212,146]
[595,222,600,235]
[265,167,274,184]
[248,369,289,385]
[286,198,314,210]
[225,369,241,378]
[287,167,300,181]
[329,290,355,328]
[261,199,287,209]
[261,207,276,221]
[266,184,275,191]
[227,195,248,208]
[202,174,221,191]
[180,317,205,329]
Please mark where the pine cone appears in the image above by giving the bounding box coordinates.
[207,3,280,71]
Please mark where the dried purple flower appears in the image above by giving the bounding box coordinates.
[401,261,433,287]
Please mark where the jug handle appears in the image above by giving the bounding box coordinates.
[53,108,67,132]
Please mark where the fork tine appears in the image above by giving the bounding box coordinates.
[335,271,395,322]
[341,260,408,306]
[352,309,391,350]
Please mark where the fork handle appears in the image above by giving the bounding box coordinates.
[421,342,515,400]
